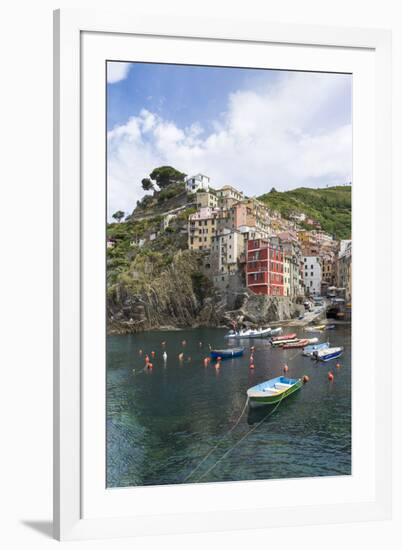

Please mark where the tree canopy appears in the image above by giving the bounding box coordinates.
[141,178,154,191]
[112,210,125,223]
[149,166,186,189]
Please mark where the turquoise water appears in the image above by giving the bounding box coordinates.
[107,326,351,487]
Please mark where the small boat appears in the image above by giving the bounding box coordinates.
[303,342,330,356]
[325,324,336,330]
[271,333,297,342]
[314,346,344,362]
[210,347,245,360]
[305,324,326,332]
[224,327,272,339]
[247,376,303,408]
[270,327,283,337]
[271,338,299,347]
[282,338,310,349]
[306,337,319,344]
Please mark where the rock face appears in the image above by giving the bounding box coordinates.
[108,256,303,334]
[107,250,222,334]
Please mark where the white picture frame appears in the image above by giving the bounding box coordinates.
[53,8,392,541]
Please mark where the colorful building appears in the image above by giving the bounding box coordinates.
[246,239,284,296]
[188,207,220,250]
[303,256,322,296]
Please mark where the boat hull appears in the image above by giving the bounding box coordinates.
[210,348,244,359]
[248,379,303,408]
[318,350,343,362]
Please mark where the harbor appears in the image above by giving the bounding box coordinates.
[107,324,351,487]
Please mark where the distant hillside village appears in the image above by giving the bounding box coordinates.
[108,170,352,311]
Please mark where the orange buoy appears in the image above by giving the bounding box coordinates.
[217,356,222,362]
[328,372,334,381]
[204,357,209,366]
[215,362,221,369]
[249,363,255,370]
[250,346,255,352]
[303,375,310,384]
[336,362,341,369]
[178,352,184,361]
[147,363,153,369]
[283,364,289,373]
[151,351,155,357]
[145,354,150,364]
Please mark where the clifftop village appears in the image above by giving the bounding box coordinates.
[185,174,352,306]
[108,172,352,312]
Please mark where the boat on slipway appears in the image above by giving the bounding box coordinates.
[247,376,303,408]
[314,346,343,362]
[224,327,272,339]
[210,347,245,360]
[303,342,330,356]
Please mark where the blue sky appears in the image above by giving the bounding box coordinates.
[107,61,352,218]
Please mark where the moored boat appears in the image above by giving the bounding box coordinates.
[224,327,272,339]
[282,338,310,349]
[314,346,343,362]
[303,342,330,356]
[271,333,297,342]
[305,324,326,332]
[247,376,303,408]
[210,347,245,360]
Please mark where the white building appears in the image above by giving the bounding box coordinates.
[210,229,245,287]
[185,173,210,193]
[303,256,322,296]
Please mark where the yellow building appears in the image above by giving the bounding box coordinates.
[195,191,218,209]
[188,207,220,250]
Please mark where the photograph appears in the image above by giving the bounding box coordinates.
[106,61,352,488]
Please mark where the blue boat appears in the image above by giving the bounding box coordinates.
[210,347,245,360]
[314,346,343,362]
[303,342,330,357]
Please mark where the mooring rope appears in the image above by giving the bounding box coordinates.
[183,396,250,482]
[184,347,303,483]
[195,391,287,482]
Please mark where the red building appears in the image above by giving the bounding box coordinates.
[246,239,284,296]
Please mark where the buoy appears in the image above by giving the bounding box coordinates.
[215,362,221,369]
[161,341,166,346]
[249,363,255,370]
[163,351,167,361]
[328,372,334,381]
[199,342,203,347]
[217,356,222,362]
[147,363,153,369]
[145,354,150,364]
[178,352,184,361]
[204,357,209,367]
[283,364,289,373]
[336,362,341,369]
[139,349,143,355]
[250,346,255,352]
[151,351,155,357]
[303,375,310,384]
[182,340,187,346]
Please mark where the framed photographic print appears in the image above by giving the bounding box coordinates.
[54,9,392,540]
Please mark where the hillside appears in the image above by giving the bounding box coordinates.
[258,185,351,240]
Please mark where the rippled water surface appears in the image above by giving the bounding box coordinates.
[107,326,351,487]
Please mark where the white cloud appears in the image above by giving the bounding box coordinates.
[107,62,131,84]
[107,72,352,219]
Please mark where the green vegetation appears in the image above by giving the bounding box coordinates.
[112,210,125,223]
[258,185,351,239]
[149,166,186,189]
